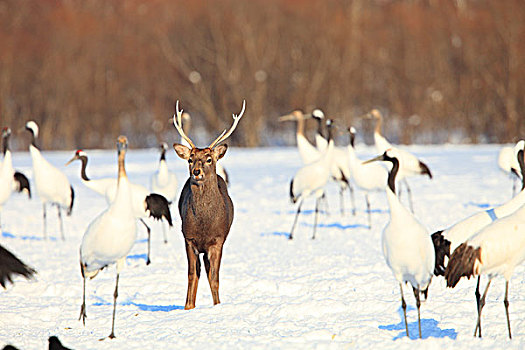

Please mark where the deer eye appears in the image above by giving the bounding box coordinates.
[206,157,212,164]
[188,158,193,164]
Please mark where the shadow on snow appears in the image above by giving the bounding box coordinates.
[379,305,457,340]
[93,296,184,312]
[2,231,57,241]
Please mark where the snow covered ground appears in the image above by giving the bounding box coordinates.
[1,143,525,349]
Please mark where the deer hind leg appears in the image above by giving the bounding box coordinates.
[204,244,223,306]
[184,241,200,310]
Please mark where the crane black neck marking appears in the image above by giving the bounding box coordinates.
[518,149,525,191]
[316,118,326,139]
[384,154,399,193]
[79,156,90,181]
[349,132,355,148]
[26,127,38,149]
[160,149,166,161]
[2,133,8,156]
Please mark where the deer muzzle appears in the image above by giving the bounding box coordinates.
[192,168,204,181]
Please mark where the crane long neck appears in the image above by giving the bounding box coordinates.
[118,149,127,181]
[296,115,305,137]
[387,157,399,193]
[519,149,525,191]
[2,134,8,155]
[160,149,166,162]
[375,114,383,135]
[79,156,90,181]
[316,119,325,139]
[349,132,355,148]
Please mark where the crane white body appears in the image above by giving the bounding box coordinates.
[445,198,525,339]
[346,127,388,227]
[30,144,72,209]
[433,140,525,275]
[288,119,336,239]
[79,136,137,339]
[68,150,173,263]
[365,148,434,339]
[25,121,74,240]
[383,187,435,289]
[0,148,14,212]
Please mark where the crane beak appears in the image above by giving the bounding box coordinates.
[362,154,384,165]
[65,156,77,166]
[278,114,295,122]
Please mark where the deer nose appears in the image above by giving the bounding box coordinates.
[193,169,201,177]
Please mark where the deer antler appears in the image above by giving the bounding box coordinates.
[172,100,195,148]
[208,100,246,149]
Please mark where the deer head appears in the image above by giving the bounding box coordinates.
[172,100,245,184]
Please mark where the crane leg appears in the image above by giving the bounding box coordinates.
[413,286,422,339]
[474,279,491,337]
[365,194,371,229]
[400,283,409,338]
[57,204,65,241]
[504,281,512,339]
[312,197,320,240]
[474,276,481,336]
[348,183,356,216]
[108,273,120,339]
[79,275,87,325]
[43,203,47,240]
[289,199,303,240]
[162,222,168,244]
[139,219,151,265]
[339,187,345,216]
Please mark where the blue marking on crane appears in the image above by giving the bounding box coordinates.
[485,208,498,222]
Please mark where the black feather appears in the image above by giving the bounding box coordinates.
[289,179,296,204]
[444,243,480,288]
[419,161,432,179]
[67,186,75,216]
[146,193,173,226]
[431,230,451,276]
[13,171,31,198]
[0,244,36,289]
[48,336,73,350]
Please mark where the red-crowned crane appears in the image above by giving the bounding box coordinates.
[445,196,525,339]
[433,141,525,320]
[25,121,74,240]
[1,128,31,230]
[443,141,525,339]
[311,109,356,216]
[346,127,388,228]
[67,149,172,265]
[288,119,335,240]
[364,148,435,339]
[79,136,137,340]
[364,109,432,213]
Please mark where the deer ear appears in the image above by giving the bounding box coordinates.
[214,144,228,160]
[173,143,191,160]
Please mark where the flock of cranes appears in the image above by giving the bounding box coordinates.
[1,105,525,343]
[282,107,525,339]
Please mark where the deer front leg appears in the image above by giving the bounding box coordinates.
[184,240,200,310]
[204,244,223,306]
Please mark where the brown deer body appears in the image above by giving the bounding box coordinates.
[172,100,244,310]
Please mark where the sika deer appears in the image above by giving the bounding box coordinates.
[172,100,245,310]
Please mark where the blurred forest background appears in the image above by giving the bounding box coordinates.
[0,0,523,149]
